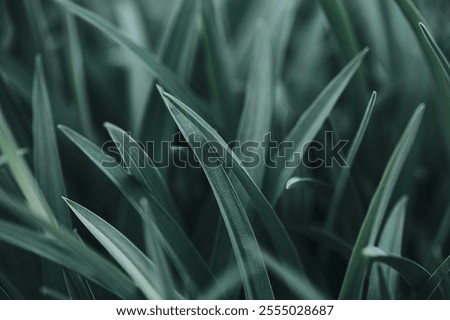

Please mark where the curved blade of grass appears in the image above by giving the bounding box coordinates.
[33,57,72,228]
[236,27,274,186]
[208,28,274,276]
[416,254,450,299]
[394,0,450,153]
[363,246,431,293]
[339,104,425,299]
[59,125,220,297]
[141,198,179,299]
[0,188,139,298]
[161,93,273,300]
[53,0,208,118]
[0,103,56,225]
[160,88,303,271]
[0,220,137,299]
[286,177,331,192]
[64,13,96,141]
[264,48,369,204]
[326,91,377,230]
[63,197,161,299]
[418,23,450,78]
[104,123,182,224]
[368,196,408,299]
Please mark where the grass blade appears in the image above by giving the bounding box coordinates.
[160,88,303,271]
[33,57,71,228]
[64,13,96,141]
[0,191,137,299]
[236,27,274,186]
[141,198,179,299]
[201,0,236,134]
[264,48,369,204]
[104,123,182,224]
[418,23,450,78]
[161,92,274,299]
[326,91,377,230]
[63,198,161,299]
[59,125,220,297]
[0,220,137,299]
[394,0,450,154]
[339,104,425,299]
[368,196,408,299]
[363,246,431,293]
[0,103,56,225]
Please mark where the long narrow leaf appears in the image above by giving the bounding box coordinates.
[64,198,161,299]
[59,125,220,297]
[160,92,274,300]
[326,91,377,229]
[141,198,179,299]
[236,28,274,186]
[368,196,408,299]
[65,13,96,140]
[33,57,71,228]
[339,104,425,299]
[201,0,236,133]
[394,0,450,154]
[264,48,369,204]
[0,103,56,225]
[418,23,450,78]
[160,88,303,271]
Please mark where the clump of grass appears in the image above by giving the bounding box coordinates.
[0,0,450,300]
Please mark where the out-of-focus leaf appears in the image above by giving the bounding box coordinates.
[33,57,72,228]
[53,0,209,120]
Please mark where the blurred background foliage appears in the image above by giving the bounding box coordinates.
[0,0,450,299]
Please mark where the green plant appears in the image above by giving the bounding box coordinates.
[0,0,450,300]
